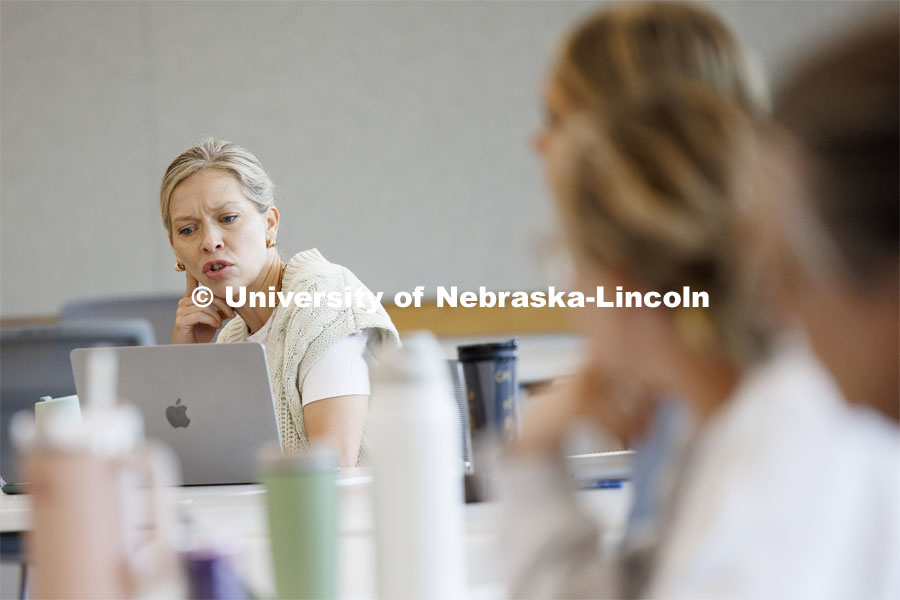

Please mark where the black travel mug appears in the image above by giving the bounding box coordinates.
[457,339,520,444]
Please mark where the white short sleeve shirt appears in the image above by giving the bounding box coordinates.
[246,308,370,406]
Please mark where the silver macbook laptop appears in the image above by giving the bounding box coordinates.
[71,343,280,485]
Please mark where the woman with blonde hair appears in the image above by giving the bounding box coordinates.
[497,3,771,597]
[497,2,897,598]
[161,138,399,467]
[523,0,771,460]
[524,83,894,597]
[504,83,780,599]
[524,0,770,466]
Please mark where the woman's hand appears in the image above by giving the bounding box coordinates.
[172,272,235,344]
[514,367,658,457]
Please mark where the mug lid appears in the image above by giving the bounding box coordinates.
[457,338,518,362]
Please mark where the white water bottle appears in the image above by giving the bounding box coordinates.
[370,332,467,599]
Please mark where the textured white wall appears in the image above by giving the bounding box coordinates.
[0,0,890,317]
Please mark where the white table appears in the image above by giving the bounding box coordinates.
[0,468,630,599]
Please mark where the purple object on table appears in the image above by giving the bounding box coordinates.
[183,549,247,600]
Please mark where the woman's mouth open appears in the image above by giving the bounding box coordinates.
[203,261,234,280]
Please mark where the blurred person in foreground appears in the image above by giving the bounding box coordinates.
[495,8,899,600]
[502,87,899,600]
[496,3,773,597]
[519,3,772,585]
[529,0,771,476]
[751,18,899,424]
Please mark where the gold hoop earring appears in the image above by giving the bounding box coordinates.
[674,308,717,354]
[174,262,185,272]
[266,239,276,249]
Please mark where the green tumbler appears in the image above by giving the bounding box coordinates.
[259,445,338,600]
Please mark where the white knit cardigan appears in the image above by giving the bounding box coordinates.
[216,248,400,464]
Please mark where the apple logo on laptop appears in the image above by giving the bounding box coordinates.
[166,398,190,428]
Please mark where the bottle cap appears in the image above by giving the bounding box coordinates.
[14,403,144,455]
[258,442,337,473]
[371,331,448,383]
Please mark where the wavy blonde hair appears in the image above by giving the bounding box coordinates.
[160,137,275,235]
[552,84,768,365]
[545,2,771,365]
[553,1,769,116]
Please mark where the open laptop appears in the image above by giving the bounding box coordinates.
[71,343,281,486]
